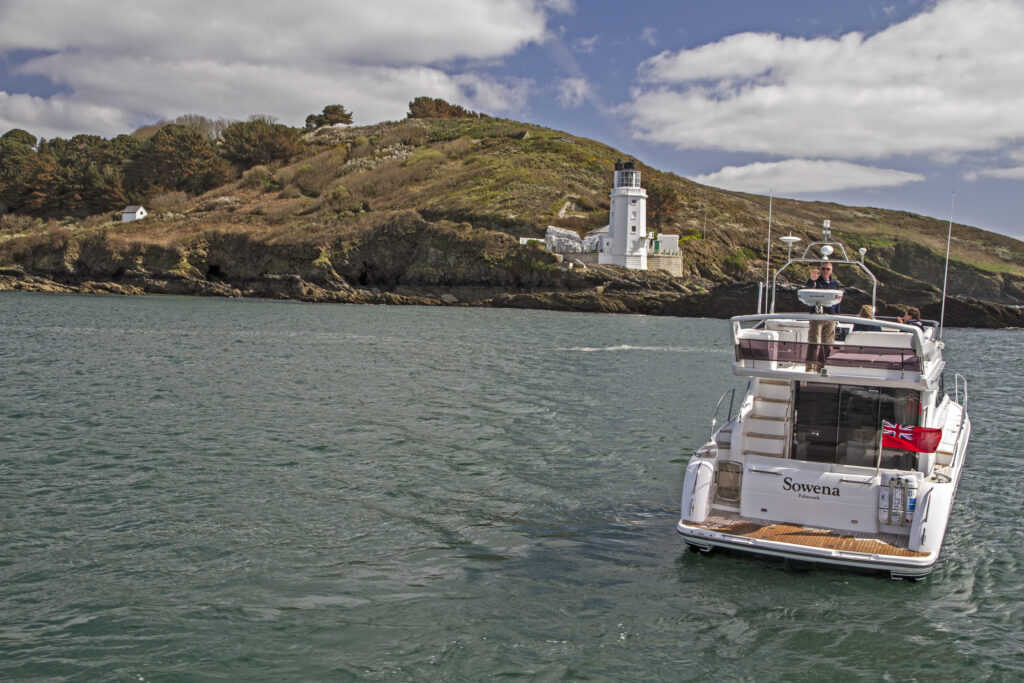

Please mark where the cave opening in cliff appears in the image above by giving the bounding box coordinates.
[207,264,224,281]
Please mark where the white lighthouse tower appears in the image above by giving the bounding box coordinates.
[600,159,648,270]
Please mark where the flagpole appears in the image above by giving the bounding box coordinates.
[875,429,883,479]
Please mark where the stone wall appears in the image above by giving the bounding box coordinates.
[648,254,683,277]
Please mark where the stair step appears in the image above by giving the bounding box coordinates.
[749,414,788,422]
[755,397,790,404]
[747,432,785,440]
[760,379,791,386]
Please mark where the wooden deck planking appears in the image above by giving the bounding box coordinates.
[691,513,928,558]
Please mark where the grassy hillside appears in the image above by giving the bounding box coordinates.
[2,115,1023,322]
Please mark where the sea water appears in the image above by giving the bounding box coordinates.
[1,292,1021,680]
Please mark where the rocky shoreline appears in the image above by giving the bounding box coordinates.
[3,267,1021,328]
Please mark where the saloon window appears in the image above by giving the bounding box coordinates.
[792,383,919,468]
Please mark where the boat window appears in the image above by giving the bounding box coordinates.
[793,383,919,468]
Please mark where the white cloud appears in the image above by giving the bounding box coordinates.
[0,1,547,66]
[556,77,591,108]
[0,0,552,137]
[543,0,575,13]
[693,159,925,194]
[640,27,658,47]
[573,35,601,54]
[452,73,534,115]
[626,0,1024,161]
[964,166,1024,181]
[0,91,133,138]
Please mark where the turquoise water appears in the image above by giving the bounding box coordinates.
[1,292,1021,681]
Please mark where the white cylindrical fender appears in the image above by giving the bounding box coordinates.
[909,481,954,553]
[682,459,715,523]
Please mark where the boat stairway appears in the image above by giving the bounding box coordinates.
[742,379,792,459]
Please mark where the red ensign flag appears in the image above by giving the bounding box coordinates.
[882,420,942,453]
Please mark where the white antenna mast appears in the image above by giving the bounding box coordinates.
[764,191,773,313]
[939,192,955,339]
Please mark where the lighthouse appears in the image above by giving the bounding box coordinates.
[600,160,648,269]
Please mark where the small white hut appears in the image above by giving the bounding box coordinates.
[121,205,147,222]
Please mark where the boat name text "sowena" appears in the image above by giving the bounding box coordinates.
[782,477,840,497]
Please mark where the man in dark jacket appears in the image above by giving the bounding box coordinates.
[805,263,840,372]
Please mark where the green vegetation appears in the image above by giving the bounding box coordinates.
[723,247,758,275]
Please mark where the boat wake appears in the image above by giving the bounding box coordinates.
[557,345,715,353]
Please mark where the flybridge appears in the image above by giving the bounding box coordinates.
[767,219,878,315]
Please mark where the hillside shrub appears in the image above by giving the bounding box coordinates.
[723,247,758,275]
[376,121,429,148]
[146,190,190,212]
[319,185,364,214]
[240,165,277,191]
[295,152,342,197]
[348,137,373,160]
[0,213,43,235]
[440,137,474,158]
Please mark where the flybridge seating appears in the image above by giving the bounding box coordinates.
[733,314,939,381]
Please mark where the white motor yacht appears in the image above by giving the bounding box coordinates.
[678,222,971,580]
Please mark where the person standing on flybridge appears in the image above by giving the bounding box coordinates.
[805,263,841,372]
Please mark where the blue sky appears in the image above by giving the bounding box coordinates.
[2,0,1022,240]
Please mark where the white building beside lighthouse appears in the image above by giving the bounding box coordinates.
[599,160,648,269]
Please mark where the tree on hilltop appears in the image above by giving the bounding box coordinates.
[127,124,230,196]
[406,96,481,119]
[131,114,229,141]
[1,128,37,148]
[220,117,303,168]
[304,105,353,130]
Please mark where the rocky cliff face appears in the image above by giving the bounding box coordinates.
[2,211,1021,327]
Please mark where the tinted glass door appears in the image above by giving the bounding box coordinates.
[793,383,919,467]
